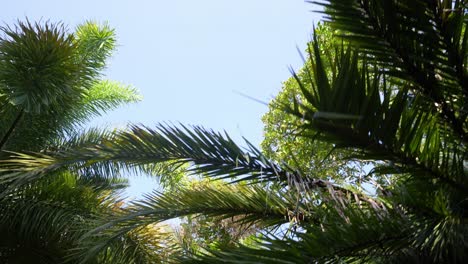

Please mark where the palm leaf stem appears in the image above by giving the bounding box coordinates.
[292,109,467,193]
[349,131,465,193]
[0,125,385,211]
[0,108,23,150]
[327,233,408,260]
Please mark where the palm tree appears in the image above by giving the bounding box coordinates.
[2,0,467,263]
[0,20,157,263]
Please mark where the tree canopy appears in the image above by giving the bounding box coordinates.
[261,23,367,185]
[1,0,467,263]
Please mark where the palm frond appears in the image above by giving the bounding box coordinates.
[72,182,296,263]
[0,170,127,263]
[0,124,288,188]
[312,0,467,142]
[284,34,467,194]
[75,21,116,75]
[71,224,178,264]
[187,198,408,263]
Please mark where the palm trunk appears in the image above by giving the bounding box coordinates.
[0,109,24,150]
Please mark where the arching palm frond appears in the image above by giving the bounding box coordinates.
[188,205,408,263]
[285,33,466,193]
[0,124,286,187]
[72,182,300,263]
[269,0,468,262]
[313,0,467,142]
[0,170,128,263]
[189,187,466,263]
[84,224,179,264]
[0,120,394,262]
[1,123,372,201]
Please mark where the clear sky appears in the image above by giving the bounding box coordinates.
[2,0,323,197]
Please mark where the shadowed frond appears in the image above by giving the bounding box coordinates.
[0,170,128,263]
[312,0,467,142]
[71,182,301,263]
[285,36,467,194]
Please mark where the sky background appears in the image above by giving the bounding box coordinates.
[2,0,323,197]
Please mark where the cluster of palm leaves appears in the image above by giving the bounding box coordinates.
[0,20,162,263]
[1,0,467,263]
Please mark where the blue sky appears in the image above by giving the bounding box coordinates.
[2,0,323,197]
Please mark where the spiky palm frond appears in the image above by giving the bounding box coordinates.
[0,120,390,262]
[1,122,370,202]
[285,36,467,194]
[75,21,116,75]
[188,206,408,263]
[71,182,302,263]
[67,222,179,264]
[312,0,467,142]
[188,192,466,263]
[0,81,140,153]
[0,20,82,113]
[0,20,120,115]
[77,80,141,120]
[130,183,294,226]
[0,170,128,263]
[0,124,287,187]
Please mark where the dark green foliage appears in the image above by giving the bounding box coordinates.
[0,20,84,113]
[0,20,143,263]
[1,1,467,263]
